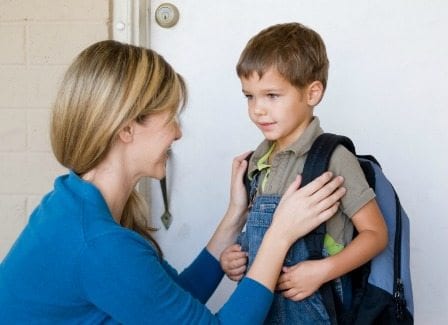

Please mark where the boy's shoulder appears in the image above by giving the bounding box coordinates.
[304,133,374,217]
[329,144,364,178]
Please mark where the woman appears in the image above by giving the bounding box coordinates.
[0,40,345,324]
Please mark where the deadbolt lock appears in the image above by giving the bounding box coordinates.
[155,3,180,28]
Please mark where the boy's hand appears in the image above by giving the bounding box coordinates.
[276,259,329,301]
[220,244,248,281]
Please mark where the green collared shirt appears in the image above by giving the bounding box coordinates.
[255,143,276,191]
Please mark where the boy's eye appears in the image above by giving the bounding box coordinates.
[267,93,279,99]
[244,94,253,100]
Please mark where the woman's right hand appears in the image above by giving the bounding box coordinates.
[228,151,252,213]
[206,152,251,260]
[270,172,346,246]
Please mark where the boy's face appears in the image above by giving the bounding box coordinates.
[240,68,313,150]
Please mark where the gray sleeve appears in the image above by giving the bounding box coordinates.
[328,145,376,218]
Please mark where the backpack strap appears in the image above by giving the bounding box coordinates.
[302,133,355,258]
[301,133,356,325]
[392,191,407,320]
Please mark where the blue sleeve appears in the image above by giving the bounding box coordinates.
[161,248,224,304]
[78,230,273,324]
[218,277,273,324]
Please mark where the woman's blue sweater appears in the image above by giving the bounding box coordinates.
[0,172,272,324]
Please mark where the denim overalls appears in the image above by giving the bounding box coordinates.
[238,171,331,325]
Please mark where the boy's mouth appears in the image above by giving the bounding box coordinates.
[258,122,276,131]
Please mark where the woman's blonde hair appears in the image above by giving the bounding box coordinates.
[50,40,187,257]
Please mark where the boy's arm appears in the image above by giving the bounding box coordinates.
[277,199,387,301]
[320,145,388,281]
[322,198,387,279]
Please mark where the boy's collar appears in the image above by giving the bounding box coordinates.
[247,116,323,175]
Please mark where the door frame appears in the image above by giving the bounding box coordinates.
[112,0,150,45]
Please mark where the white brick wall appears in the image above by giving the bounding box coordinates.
[0,0,110,259]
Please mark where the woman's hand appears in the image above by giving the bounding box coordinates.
[227,151,252,217]
[270,172,346,247]
[245,172,345,291]
[206,152,251,260]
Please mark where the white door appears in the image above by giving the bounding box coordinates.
[115,1,448,321]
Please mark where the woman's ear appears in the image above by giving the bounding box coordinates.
[306,81,324,106]
[118,123,134,143]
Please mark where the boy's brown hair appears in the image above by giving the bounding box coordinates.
[236,22,329,91]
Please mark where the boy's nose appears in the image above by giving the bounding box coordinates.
[253,101,267,116]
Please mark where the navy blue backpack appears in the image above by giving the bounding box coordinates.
[300,133,414,324]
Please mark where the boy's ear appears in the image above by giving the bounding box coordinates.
[306,81,324,106]
[118,122,134,143]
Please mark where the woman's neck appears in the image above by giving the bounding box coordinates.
[82,160,136,224]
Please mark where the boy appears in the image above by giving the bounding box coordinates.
[220,23,388,324]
